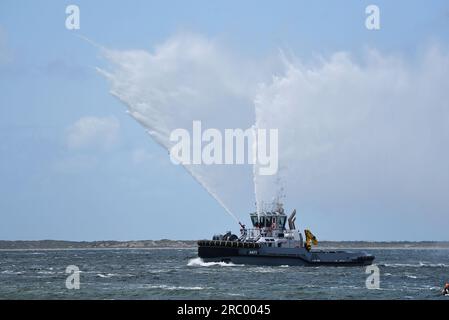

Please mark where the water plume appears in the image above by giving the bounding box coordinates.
[98,33,449,238]
[98,34,258,222]
[254,47,449,236]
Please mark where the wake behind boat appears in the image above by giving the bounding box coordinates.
[198,203,375,266]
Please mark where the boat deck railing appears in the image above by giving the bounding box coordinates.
[241,228,289,239]
[197,239,261,249]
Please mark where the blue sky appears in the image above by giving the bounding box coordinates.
[1,0,448,241]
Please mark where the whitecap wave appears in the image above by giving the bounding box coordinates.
[143,284,211,291]
[187,257,241,267]
[382,262,449,268]
[249,267,277,273]
[1,270,24,275]
[96,273,118,278]
[37,271,56,275]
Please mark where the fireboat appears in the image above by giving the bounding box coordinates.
[197,203,375,266]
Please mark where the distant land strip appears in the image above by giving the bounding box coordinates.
[0,240,449,250]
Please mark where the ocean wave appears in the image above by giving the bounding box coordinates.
[1,270,24,275]
[37,271,56,275]
[96,273,118,278]
[428,286,441,290]
[381,262,449,268]
[95,272,135,278]
[187,258,241,267]
[329,285,363,290]
[148,269,167,273]
[143,284,211,291]
[249,267,278,273]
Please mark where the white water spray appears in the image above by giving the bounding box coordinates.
[98,34,449,239]
[99,34,257,222]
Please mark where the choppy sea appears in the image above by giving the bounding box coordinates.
[0,248,448,299]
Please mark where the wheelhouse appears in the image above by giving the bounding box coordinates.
[249,211,287,230]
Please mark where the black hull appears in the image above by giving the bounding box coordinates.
[201,256,374,267]
[198,244,374,267]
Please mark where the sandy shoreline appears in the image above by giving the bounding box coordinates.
[1,240,448,250]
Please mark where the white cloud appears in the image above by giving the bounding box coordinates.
[66,116,120,150]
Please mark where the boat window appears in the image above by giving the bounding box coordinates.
[279,216,286,229]
[251,215,258,227]
[259,216,265,227]
[265,217,272,227]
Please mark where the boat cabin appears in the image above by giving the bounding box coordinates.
[249,211,287,230]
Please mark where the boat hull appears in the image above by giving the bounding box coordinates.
[197,241,374,267]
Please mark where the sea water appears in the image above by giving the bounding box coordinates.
[0,248,448,299]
